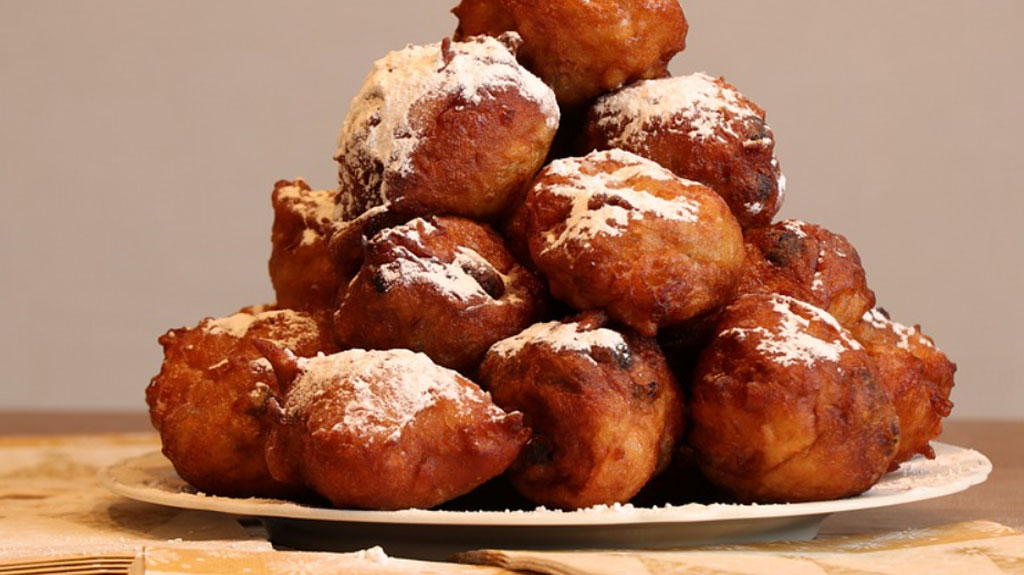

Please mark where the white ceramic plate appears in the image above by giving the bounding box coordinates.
[100,443,991,559]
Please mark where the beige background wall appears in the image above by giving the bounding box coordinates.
[1,1,1021,418]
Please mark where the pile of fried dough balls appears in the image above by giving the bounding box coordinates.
[147,0,955,511]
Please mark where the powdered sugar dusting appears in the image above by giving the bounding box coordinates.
[489,320,628,364]
[593,73,763,144]
[371,218,517,304]
[811,248,827,293]
[538,150,702,253]
[375,217,439,248]
[867,446,986,493]
[351,545,389,564]
[274,181,337,247]
[723,295,861,368]
[775,220,830,294]
[376,247,489,302]
[249,310,322,352]
[203,313,257,338]
[773,157,787,211]
[780,219,808,239]
[201,310,320,352]
[863,308,935,351]
[286,349,504,443]
[336,34,559,207]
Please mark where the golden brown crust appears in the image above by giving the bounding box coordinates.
[852,308,955,467]
[145,307,337,498]
[479,312,684,509]
[269,179,341,311]
[581,74,785,229]
[263,349,529,510]
[333,216,547,374]
[738,219,876,328]
[524,149,745,337]
[335,35,558,225]
[453,0,688,109]
[689,293,899,503]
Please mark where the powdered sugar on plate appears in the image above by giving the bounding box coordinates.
[101,443,990,525]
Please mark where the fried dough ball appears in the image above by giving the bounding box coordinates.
[689,294,899,503]
[453,0,688,109]
[852,308,955,467]
[326,202,412,282]
[269,179,340,311]
[479,312,683,509]
[581,73,786,229]
[738,219,876,328]
[145,307,337,498]
[335,33,558,225]
[260,346,529,510]
[334,216,546,373]
[524,149,745,337]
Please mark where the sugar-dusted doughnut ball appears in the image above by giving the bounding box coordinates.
[454,0,687,109]
[480,312,683,509]
[261,347,529,510]
[582,73,786,229]
[524,149,744,337]
[335,33,558,224]
[146,307,337,498]
[334,216,546,374]
[738,219,875,328]
[689,294,899,503]
[852,308,955,467]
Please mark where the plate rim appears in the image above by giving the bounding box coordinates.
[98,442,991,527]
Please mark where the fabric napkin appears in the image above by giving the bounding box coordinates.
[456,520,1024,575]
[0,433,270,560]
[136,546,513,575]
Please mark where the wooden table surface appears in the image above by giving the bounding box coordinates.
[1,413,1020,534]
